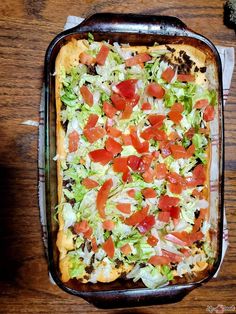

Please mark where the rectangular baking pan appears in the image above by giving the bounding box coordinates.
[44,13,224,308]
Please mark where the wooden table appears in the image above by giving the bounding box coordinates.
[0,1,235,313]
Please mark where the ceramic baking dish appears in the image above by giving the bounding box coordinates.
[44,13,224,308]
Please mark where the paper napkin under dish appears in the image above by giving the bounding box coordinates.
[38,16,234,281]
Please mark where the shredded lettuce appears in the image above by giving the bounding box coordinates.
[127,264,168,289]
[68,256,86,279]
[62,203,77,229]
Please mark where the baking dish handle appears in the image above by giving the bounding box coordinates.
[81,284,199,309]
[75,13,190,36]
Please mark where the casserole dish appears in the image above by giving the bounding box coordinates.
[44,13,224,308]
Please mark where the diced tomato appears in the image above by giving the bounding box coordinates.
[96,178,113,218]
[142,168,155,183]
[113,157,128,172]
[84,126,106,143]
[169,183,183,194]
[158,195,179,211]
[84,114,99,129]
[168,110,183,124]
[170,144,187,159]
[121,103,133,119]
[68,130,79,152]
[84,226,93,239]
[105,137,122,156]
[185,176,199,188]
[155,163,168,179]
[158,211,170,222]
[199,208,208,219]
[172,230,204,245]
[122,169,132,183]
[171,102,184,112]
[129,94,140,107]
[184,128,195,140]
[162,250,183,263]
[169,131,181,141]
[107,126,122,138]
[116,203,131,214]
[152,128,168,141]
[179,248,191,257]
[193,164,206,185]
[102,220,115,231]
[141,102,152,110]
[147,235,158,246]
[129,125,137,133]
[140,126,154,140]
[91,237,98,253]
[125,206,149,226]
[137,160,148,173]
[130,128,142,151]
[125,52,152,67]
[105,118,115,130]
[116,79,137,99]
[111,93,126,110]
[141,154,153,167]
[171,231,191,245]
[148,255,170,266]
[96,44,110,65]
[137,215,155,234]
[192,216,202,233]
[160,141,173,158]
[148,114,166,127]
[82,177,99,189]
[89,149,113,165]
[130,130,149,153]
[146,83,165,99]
[127,155,141,171]
[102,236,115,258]
[161,67,175,83]
[79,52,95,65]
[203,105,215,122]
[141,188,156,198]
[130,131,149,154]
[173,218,181,227]
[166,172,185,185]
[152,151,160,158]
[194,99,209,109]
[127,189,136,198]
[137,154,153,173]
[120,243,132,255]
[122,134,132,145]
[186,144,195,157]
[170,206,180,219]
[164,233,187,246]
[74,220,90,234]
[177,74,195,82]
[80,85,93,106]
[103,101,117,118]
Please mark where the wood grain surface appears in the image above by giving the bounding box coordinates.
[0,0,235,313]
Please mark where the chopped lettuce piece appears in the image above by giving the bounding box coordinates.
[68,256,86,279]
[62,203,77,229]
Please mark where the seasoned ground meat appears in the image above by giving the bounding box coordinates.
[85,265,94,274]
[87,64,97,75]
[115,259,123,268]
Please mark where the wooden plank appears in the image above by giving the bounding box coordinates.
[0,0,235,312]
